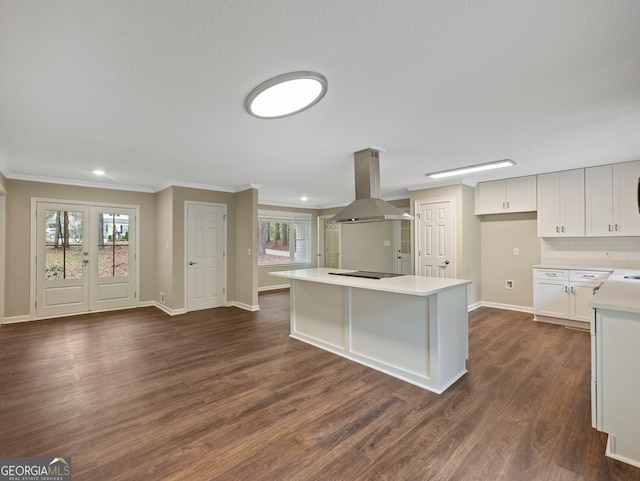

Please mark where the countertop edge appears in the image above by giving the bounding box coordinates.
[270,268,471,297]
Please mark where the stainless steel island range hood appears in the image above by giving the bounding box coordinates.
[330,148,413,223]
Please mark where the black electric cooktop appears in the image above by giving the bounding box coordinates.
[328,271,405,279]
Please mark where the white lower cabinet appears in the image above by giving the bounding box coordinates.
[533,268,611,326]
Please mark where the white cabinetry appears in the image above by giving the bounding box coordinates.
[586,161,640,236]
[533,268,610,327]
[592,307,640,467]
[475,176,537,215]
[537,169,585,237]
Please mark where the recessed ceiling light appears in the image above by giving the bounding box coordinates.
[301,196,308,201]
[427,159,516,179]
[245,71,328,119]
[92,169,105,176]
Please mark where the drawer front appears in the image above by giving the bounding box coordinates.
[534,269,568,280]
[570,270,611,282]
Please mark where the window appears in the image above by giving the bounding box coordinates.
[258,210,311,265]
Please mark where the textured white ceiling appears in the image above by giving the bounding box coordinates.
[1,0,639,207]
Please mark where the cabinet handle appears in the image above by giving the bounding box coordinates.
[615,224,620,231]
[507,201,510,209]
[546,273,558,277]
[609,224,613,232]
[570,286,575,294]
[502,202,506,210]
[582,275,595,278]
[564,286,569,294]
[562,226,566,233]
[637,177,640,213]
[556,226,560,233]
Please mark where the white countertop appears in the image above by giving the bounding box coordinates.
[533,264,614,272]
[270,268,471,297]
[590,269,640,314]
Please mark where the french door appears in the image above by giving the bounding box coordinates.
[35,201,138,318]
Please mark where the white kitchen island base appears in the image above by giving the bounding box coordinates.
[271,268,471,394]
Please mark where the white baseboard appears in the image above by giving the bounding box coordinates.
[478,302,533,314]
[145,301,187,316]
[2,314,32,324]
[228,301,260,312]
[467,302,482,312]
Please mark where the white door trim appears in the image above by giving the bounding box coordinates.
[184,201,227,312]
[30,198,141,320]
[414,197,457,278]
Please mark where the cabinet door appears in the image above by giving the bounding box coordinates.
[585,165,614,236]
[475,180,506,214]
[613,160,640,236]
[537,172,561,237]
[534,279,570,318]
[560,169,585,237]
[570,282,597,322]
[506,176,537,212]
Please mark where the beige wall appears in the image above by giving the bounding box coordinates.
[480,212,540,308]
[235,188,258,308]
[2,180,262,318]
[0,173,6,320]
[4,180,157,318]
[410,184,481,306]
[155,187,175,309]
[169,186,238,310]
[340,221,397,272]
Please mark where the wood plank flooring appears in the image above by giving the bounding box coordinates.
[1,290,639,480]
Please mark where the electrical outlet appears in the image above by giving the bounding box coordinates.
[160,292,166,304]
[384,240,391,246]
[513,247,520,255]
[505,280,514,289]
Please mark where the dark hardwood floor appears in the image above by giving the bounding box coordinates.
[1,290,639,480]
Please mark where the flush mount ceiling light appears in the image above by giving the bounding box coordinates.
[245,71,328,119]
[92,169,105,176]
[427,159,516,179]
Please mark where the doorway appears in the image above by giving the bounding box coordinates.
[185,202,226,311]
[317,216,340,269]
[415,198,455,278]
[394,218,412,274]
[33,200,139,319]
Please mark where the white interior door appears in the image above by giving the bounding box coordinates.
[187,202,226,311]
[417,200,453,278]
[325,221,340,269]
[36,203,90,318]
[90,207,137,311]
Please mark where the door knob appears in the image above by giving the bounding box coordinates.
[189,261,198,265]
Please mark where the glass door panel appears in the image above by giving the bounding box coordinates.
[37,203,89,318]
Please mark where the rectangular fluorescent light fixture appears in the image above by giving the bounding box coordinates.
[427,159,516,179]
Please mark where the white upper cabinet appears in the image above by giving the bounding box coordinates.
[537,169,585,237]
[586,161,640,236]
[475,176,536,215]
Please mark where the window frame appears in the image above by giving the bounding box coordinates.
[258,209,312,267]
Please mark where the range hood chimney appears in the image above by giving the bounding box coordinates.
[330,148,413,223]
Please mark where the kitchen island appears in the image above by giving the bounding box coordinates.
[270,268,471,394]
[590,269,640,468]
